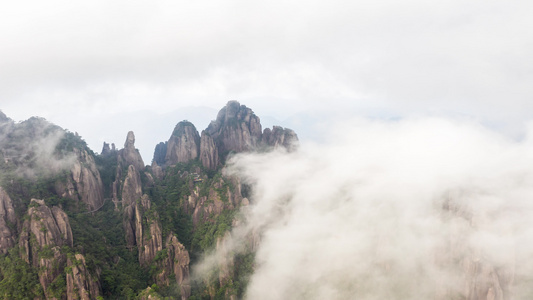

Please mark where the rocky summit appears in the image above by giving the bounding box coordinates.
[154,101,299,170]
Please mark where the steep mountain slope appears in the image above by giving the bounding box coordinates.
[0,101,297,299]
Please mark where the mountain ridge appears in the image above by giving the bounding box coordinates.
[0,100,297,299]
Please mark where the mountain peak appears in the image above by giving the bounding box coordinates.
[152,101,298,169]
[120,131,145,171]
[124,131,136,148]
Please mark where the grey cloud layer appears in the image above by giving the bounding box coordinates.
[1,0,532,120]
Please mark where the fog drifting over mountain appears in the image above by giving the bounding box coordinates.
[196,117,533,299]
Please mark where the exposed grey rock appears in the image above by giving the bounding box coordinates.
[165,121,200,165]
[19,199,73,298]
[122,165,143,247]
[111,164,122,209]
[22,199,73,252]
[122,165,143,207]
[69,148,105,210]
[262,126,299,151]
[153,142,168,166]
[200,131,219,170]
[119,131,145,171]
[136,194,163,266]
[156,234,191,300]
[151,161,164,180]
[152,101,298,169]
[0,187,16,253]
[101,142,111,155]
[205,101,262,156]
[66,254,102,300]
[120,165,165,266]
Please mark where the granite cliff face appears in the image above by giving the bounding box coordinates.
[200,131,219,170]
[107,131,145,209]
[117,149,166,267]
[19,199,74,298]
[119,165,192,296]
[123,165,143,246]
[153,142,168,167]
[156,235,191,300]
[0,187,17,253]
[151,122,201,168]
[135,194,164,266]
[66,254,102,300]
[122,165,143,207]
[65,148,105,211]
[165,122,201,165]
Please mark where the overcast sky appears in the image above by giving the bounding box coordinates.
[1,0,532,162]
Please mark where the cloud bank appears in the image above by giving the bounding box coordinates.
[197,117,533,299]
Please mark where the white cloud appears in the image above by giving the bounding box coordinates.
[194,117,533,299]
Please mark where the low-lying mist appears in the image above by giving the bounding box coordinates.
[0,118,76,179]
[196,117,533,299]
